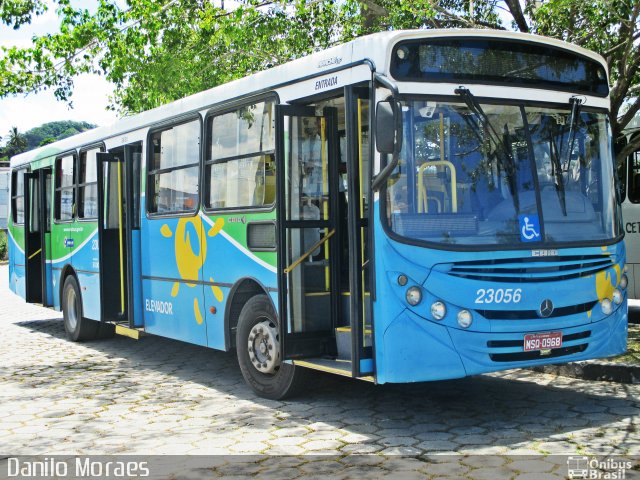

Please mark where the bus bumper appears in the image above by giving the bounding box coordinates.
[377,306,627,383]
[448,306,627,376]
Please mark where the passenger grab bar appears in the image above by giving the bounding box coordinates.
[284,229,335,274]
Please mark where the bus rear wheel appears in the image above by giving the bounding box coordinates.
[236,295,307,400]
[62,275,99,342]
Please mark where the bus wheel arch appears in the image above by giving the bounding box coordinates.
[59,265,113,341]
[224,277,275,351]
[235,294,307,399]
[58,264,77,309]
[61,271,99,341]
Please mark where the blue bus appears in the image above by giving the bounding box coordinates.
[8,30,627,399]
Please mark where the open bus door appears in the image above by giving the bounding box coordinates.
[24,168,52,305]
[96,144,142,334]
[276,105,340,360]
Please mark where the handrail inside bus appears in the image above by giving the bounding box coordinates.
[417,160,457,213]
[284,228,335,274]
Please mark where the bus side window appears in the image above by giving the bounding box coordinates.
[147,119,200,215]
[629,150,640,204]
[617,157,626,203]
[54,155,76,222]
[11,170,24,225]
[205,99,275,210]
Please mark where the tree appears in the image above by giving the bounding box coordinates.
[527,0,640,163]
[0,0,638,163]
[5,127,28,158]
[23,120,96,150]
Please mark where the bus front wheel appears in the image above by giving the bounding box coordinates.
[236,295,307,400]
[62,275,99,342]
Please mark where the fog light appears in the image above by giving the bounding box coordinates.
[601,298,613,315]
[612,289,623,305]
[431,301,446,320]
[406,286,422,306]
[398,274,408,286]
[457,310,472,328]
[620,274,628,290]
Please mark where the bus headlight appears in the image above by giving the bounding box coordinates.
[612,289,623,305]
[620,274,628,290]
[406,286,422,306]
[457,310,472,328]
[601,298,613,315]
[431,301,446,320]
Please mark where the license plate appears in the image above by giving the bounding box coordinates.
[523,331,563,352]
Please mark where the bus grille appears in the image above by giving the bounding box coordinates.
[488,331,591,362]
[446,255,613,283]
[478,300,597,320]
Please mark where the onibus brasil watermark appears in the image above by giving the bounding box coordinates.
[568,456,634,479]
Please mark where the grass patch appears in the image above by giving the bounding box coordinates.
[611,323,640,365]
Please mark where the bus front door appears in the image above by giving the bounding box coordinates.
[276,106,340,359]
[24,169,51,305]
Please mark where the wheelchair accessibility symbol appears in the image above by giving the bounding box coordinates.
[519,214,541,242]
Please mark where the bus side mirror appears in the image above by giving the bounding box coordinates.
[372,100,403,191]
[375,100,402,155]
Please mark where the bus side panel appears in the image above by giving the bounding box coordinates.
[50,216,71,309]
[201,212,278,351]
[140,216,209,347]
[68,225,100,320]
[51,266,62,311]
[371,202,466,384]
[8,224,26,298]
[76,271,101,320]
[44,231,54,306]
[131,229,144,328]
[621,200,639,299]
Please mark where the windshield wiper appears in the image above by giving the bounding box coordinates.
[563,96,584,171]
[455,87,520,213]
[548,96,583,217]
[549,133,567,216]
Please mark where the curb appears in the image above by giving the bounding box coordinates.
[532,361,640,384]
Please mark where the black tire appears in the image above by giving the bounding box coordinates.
[236,295,307,400]
[62,275,99,342]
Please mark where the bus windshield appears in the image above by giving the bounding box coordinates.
[385,99,621,247]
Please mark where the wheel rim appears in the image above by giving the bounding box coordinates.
[66,287,78,331]
[247,319,281,374]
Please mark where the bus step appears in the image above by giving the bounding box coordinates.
[293,357,374,382]
[335,326,372,360]
[113,324,144,340]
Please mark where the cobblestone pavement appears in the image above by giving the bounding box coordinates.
[1,266,639,477]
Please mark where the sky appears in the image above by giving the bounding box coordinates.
[0,2,119,146]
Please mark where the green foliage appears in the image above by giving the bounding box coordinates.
[3,126,27,158]
[529,0,640,161]
[23,120,96,150]
[0,230,7,262]
[0,121,95,159]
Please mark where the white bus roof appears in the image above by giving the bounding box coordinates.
[10,28,607,169]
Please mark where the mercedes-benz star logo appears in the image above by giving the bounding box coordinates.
[538,299,554,318]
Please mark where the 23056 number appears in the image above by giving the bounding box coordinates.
[475,288,522,304]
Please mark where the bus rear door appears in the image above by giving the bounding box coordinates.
[96,144,142,333]
[24,168,52,305]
